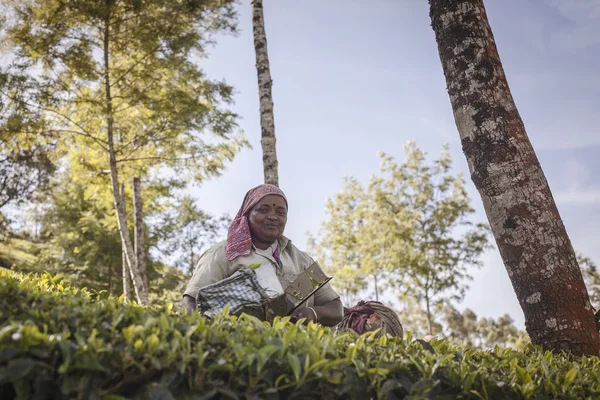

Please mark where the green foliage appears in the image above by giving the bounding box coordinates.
[310,141,491,333]
[0,0,248,253]
[441,305,530,351]
[0,105,56,216]
[0,231,184,306]
[0,0,247,183]
[35,173,123,294]
[0,236,45,270]
[10,167,225,300]
[1,269,600,399]
[307,177,373,305]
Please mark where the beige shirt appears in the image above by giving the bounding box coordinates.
[184,236,339,308]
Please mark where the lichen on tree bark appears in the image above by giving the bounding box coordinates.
[430,0,600,355]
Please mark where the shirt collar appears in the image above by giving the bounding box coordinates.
[277,235,290,251]
[250,235,290,252]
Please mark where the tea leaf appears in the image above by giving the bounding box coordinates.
[0,358,35,384]
[288,353,301,382]
[564,367,578,385]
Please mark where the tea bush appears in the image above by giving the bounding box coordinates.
[1,268,600,399]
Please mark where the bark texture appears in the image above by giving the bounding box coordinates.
[103,3,148,305]
[133,177,149,295]
[430,0,600,355]
[251,0,279,186]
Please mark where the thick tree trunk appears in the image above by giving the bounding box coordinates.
[430,0,599,355]
[251,0,279,186]
[133,177,149,294]
[103,3,148,305]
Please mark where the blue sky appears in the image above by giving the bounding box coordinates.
[191,0,600,329]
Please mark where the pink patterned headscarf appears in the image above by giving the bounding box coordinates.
[225,184,288,261]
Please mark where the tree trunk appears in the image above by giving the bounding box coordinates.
[133,177,149,294]
[425,291,433,336]
[251,0,279,186]
[103,2,148,305]
[121,183,131,300]
[373,273,379,302]
[430,0,600,355]
[108,260,113,295]
[122,248,130,299]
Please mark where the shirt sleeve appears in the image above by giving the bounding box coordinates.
[305,257,340,306]
[312,281,340,306]
[183,245,228,299]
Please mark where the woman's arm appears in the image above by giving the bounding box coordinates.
[291,298,344,327]
[182,245,227,314]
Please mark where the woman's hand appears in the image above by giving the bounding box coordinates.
[290,307,318,324]
[182,295,197,315]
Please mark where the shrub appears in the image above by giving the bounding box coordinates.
[1,268,600,399]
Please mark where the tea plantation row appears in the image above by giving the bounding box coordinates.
[1,268,599,399]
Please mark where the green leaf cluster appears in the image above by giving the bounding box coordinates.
[2,269,600,399]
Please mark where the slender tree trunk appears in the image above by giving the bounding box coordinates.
[133,177,149,294]
[103,2,148,305]
[108,261,113,295]
[373,273,379,302]
[122,247,130,299]
[251,0,279,186]
[424,291,433,336]
[189,248,194,277]
[430,0,600,355]
[120,184,131,300]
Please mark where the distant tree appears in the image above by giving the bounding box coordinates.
[307,176,388,305]
[442,305,530,350]
[153,196,230,276]
[1,0,247,304]
[430,0,600,355]
[397,296,444,338]
[310,142,489,331]
[251,0,279,186]
[369,142,490,335]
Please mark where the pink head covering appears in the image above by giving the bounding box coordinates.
[225,184,288,261]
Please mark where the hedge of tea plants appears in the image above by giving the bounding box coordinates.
[1,269,600,399]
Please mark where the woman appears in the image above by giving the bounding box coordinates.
[183,184,344,326]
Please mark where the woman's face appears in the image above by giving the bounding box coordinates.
[248,194,288,245]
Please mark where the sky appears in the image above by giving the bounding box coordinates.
[189,0,600,329]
